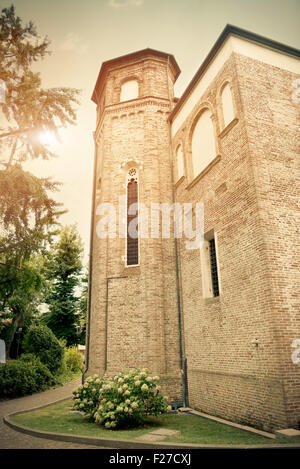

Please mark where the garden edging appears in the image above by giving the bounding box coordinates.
[3,399,300,450]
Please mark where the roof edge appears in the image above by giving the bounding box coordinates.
[91,48,181,104]
[168,24,300,123]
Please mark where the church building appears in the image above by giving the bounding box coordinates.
[84,25,300,432]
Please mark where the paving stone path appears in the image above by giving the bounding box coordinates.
[0,378,108,449]
[136,428,181,442]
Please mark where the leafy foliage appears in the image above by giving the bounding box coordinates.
[72,369,170,429]
[0,5,80,356]
[64,346,84,373]
[0,4,50,70]
[0,355,54,398]
[42,225,83,346]
[0,256,43,356]
[0,166,64,259]
[0,4,80,166]
[77,270,88,344]
[22,324,64,374]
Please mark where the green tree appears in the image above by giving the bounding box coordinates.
[0,5,80,355]
[0,256,42,357]
[22,324,64,375]
[42,225,83,346]
[78,269,88,345]
[0,4,80,167]
[0,166,65,259]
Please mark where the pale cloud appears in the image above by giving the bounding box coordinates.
[108,0,144,8]
[60,33,88,55]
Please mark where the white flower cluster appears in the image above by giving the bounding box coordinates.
[72,368,168,430]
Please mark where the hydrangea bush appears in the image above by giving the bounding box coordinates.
[72,368,170,429]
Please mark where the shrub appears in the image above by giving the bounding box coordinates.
[19,353,41,364]
[64,346,84,373]
[72,375,104,419]
[19,353,54,390]
[0,358,54,398]
[22,325,64,375]
[72,368,169,429]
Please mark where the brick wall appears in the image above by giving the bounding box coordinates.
[88,45,299,430]
[235,53,300,429]
[172,52,299,431]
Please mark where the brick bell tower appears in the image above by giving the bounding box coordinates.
[85,49,183,402]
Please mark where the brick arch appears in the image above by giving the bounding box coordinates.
[119,75,142,102]
[119,74,142,87]
[184,102,218,181]
[217,79,237,130]
[175,142,185,181]
[187,101,215,144]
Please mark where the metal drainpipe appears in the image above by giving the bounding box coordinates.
[166,56,187,407]
[82,132,98,384]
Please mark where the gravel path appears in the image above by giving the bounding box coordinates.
[0,378,108,449]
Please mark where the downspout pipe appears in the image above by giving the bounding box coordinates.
[166,56,188,407]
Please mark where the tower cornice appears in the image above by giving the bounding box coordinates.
[92,48,181,104]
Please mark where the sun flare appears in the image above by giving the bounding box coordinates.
[39,130,57,146]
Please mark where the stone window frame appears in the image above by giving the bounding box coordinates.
[119,75,142,103]
[200,227,221,302]
[120,159,143,268]
[172,128,186,189]
[185,101,220,187]
[217,78,239,138]
[126,167,139,267]
[175,142,185,184]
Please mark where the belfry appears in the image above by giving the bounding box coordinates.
[85,48,183,402]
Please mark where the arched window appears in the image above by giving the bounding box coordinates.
[191,110,216,178]
[120,80,139,102]
[176,145,184,180]
[221,83,235,128]
[127,168,139,266]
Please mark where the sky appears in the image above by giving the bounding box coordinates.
[1,0,299,264]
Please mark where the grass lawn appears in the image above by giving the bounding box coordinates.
[10,399,300,446]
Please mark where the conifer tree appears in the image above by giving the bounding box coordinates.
[78,270,88,345]
[0,5,80,354]
[0,4,80,166]
[42,225,83,346]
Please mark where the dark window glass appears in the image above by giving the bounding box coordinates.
[209,238,219,297]
[127,179,138,265]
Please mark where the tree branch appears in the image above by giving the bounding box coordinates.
[0,127,38,139]
[5,137,18,169]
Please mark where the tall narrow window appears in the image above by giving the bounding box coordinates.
[127,169,138,266]
[200,230,220,298]
[120,80,139,102]
[176,145,184,180]
[191,109,216,178]
[209,238,219,297]
[221,83,235,128]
